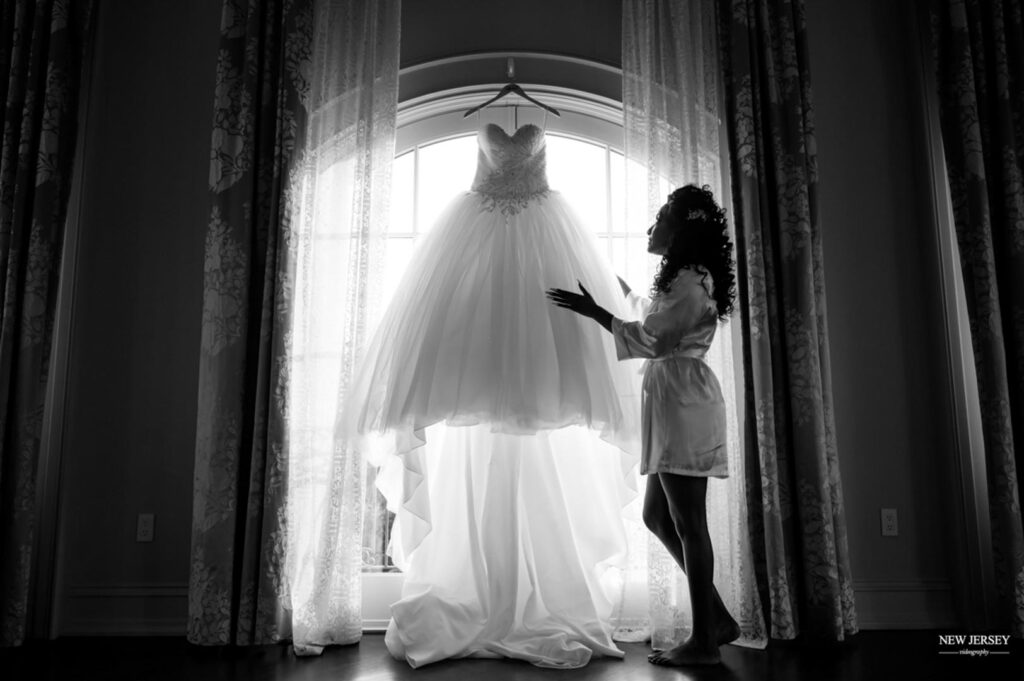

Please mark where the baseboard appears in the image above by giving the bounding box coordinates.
[853,579,958,629]
[60,617,187,637]
[59,579,397,637]
[361,619,390,632]
[59,577,954,635]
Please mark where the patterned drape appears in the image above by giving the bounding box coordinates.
[621,0,767,651]
[188,0,313,645]
[718,0,858,640]
[189,0,399,651]
[931,0,1024,637]
[0,0,93,647]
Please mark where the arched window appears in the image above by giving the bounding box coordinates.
[361,84,672,571]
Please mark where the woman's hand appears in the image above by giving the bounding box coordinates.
[546,281,613,332]
[546,281,599,317]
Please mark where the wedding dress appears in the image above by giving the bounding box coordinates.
[340,122,642,668]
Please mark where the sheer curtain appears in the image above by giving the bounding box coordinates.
[620,0,768,649]
[284,0,400,654]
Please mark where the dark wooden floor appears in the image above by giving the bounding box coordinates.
[2,631,1022,681]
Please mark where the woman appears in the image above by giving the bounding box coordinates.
[547,184,740,666]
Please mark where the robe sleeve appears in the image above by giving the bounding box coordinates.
[611,272,710,360]
[624,289,652,320]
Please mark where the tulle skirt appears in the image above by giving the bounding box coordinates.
[340,190,643,668]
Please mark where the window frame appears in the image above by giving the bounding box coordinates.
[359,85,639,627]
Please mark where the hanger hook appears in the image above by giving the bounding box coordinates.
[506,57,515,81]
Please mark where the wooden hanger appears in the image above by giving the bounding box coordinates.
[462,58,561,118]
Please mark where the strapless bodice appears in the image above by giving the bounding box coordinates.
[470,123,549,215]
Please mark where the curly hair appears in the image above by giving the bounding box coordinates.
[651,184,736,320]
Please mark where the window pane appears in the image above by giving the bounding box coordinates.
[417,135,478,232]
[608,236,627,284]
[389,152,415,235]
[610,152,626,234]
[546,135,607,235]
[623,156,650,236]
[627,235,658,292]
[659,175,673,204]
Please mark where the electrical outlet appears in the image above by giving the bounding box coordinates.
[136,513,155,543]
[880,508,898,537]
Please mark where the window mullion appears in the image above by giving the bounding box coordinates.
[412,146,420,236]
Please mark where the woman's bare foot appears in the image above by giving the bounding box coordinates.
[646,617,739,665]
[648,637,721,666]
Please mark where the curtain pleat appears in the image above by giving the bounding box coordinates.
[0,0,94,647]
[718,0,858,640]
[931,0,1024,638]
[188,0,313,645]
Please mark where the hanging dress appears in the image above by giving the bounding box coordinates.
[339,122,642,668]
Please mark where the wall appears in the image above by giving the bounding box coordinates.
[401,0,621,68]
[53,0,961,635]
[806,0,958,627]
[55,0,221,634]
[398,0,622,102]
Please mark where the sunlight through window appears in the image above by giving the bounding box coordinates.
[363,132,667,570]
[374,134,660,329]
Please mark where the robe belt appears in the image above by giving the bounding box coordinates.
[647,347,707,362]
[639,347,709,374]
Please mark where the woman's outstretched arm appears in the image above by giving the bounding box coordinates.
[546,282,613,333]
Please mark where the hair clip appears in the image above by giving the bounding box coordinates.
[687,209,708,221]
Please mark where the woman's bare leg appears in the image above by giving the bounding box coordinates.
[641,474,739,649]
[647,473,720,665]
